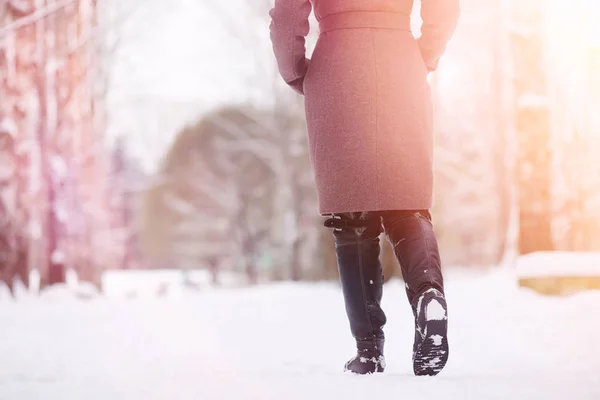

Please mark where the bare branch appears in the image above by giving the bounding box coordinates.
[0,0,78,37]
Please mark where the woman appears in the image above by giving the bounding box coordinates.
[269,0,460,376]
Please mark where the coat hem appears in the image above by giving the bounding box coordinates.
[319,202,434,217]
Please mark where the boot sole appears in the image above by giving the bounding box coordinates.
[413,319,449,376]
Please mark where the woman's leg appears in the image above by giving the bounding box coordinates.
[381,210,444,308]
[381,210,449,376]
[325,212,386,374]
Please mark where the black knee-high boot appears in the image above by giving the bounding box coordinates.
[382,210,449,376]
[327,212,387,374]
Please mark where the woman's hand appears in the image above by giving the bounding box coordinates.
[268,0,313,92]
[418,0,461,72]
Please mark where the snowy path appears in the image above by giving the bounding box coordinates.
[1,270,600,400]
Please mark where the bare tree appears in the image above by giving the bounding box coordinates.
[149,105,287,284]
[1,0,116,291]
[0,0,40,293]
[200,0,320,281]
[420,0,516,266]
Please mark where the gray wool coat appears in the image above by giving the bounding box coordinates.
[269,0,460,215]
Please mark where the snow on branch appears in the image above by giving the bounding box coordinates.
[162,191,201,216]
[5,0,33,16]
[0,0,79,37]
[62,0,147,59]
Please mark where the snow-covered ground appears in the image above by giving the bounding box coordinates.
[1,268,600,400]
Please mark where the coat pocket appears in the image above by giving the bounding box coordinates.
[409,35,430,77]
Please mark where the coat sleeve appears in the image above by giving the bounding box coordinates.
[269,0,312,95]
[417,0,460,72]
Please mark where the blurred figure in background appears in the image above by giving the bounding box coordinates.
[269,0,459,375]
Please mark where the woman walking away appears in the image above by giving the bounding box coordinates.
[269,0,460,376]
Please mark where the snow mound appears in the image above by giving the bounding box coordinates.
[38,283,102,302]
[101,269,246,299]
[516,251,600,278]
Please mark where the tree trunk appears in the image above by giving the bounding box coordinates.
[511,0,554,254]
[38,2,65,287]
[209,258,220,286]
[492,0,513,263]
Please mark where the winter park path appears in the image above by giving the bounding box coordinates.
[1,269,599,400]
